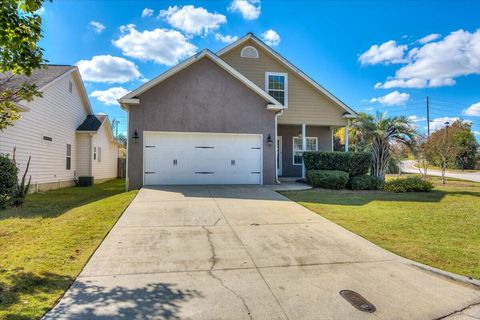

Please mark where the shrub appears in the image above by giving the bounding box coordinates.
[307,170,349,189]
[383,176,433,193]
[303,151,370,177]
[348,175,382,190]
[0,154,18,208]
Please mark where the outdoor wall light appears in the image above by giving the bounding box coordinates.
[132,130,139,143]
[267,134,273,147]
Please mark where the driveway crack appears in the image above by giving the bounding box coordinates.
[202,226,253,319]
[433,301,480,320]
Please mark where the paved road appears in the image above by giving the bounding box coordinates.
[45,186,480,320]
[401,160,480,182]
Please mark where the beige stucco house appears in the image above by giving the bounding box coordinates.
[120,33,357,189]
[0,65,120,191]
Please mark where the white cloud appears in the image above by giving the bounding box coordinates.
[474,131,480,136]
[142,8,154,18]
[464,102,480,117]
[90,21,105,34]
[261,29,280,46]
[418,33,441,44]
[77,55,141,83]
[429,117,470,131]
[91,87,129,105]
[359,40,407,65]
[369,91,410,106]
[376,29,480,89]
[215,33,238,44]
[228,0,261,20]
[35,7,45,15]
[374,78,427,89]
[159,5,226,36]
[112,25,197,66]
[408,115,427,122]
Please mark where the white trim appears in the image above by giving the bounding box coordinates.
[120,50,282,108]
[265,72,288,108]
[218,33,357,117]
[142,131,264,185]
[240,45,259,58]
[125,108,130,191]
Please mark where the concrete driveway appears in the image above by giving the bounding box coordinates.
[45,186,480,320]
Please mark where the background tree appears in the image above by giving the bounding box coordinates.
[449,120,478,171]
[424,123,459,184]
[0,0,46,131]
[413,136,430,180]
[350,112,416,181]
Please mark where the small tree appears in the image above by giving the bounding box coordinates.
[413,137,430,180]
[425,124,458,184]
[450,121,478,171]
[350,112,416,182]
[0,0,46,131]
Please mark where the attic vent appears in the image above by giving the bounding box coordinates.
[240,46,259,59]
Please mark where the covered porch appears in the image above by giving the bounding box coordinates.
[276,124,349,179]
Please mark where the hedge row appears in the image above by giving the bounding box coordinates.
[306,170,349,189]
[303,151,370,177]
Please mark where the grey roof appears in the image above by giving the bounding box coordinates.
[0,64,76,91]
[76,115,107,132]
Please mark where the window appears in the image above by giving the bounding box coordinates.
[240,46,259,59]
[293,137,318,165]
[265,72,288,106]
[42,135,52,142]
[69,80,73,93]
[93,147,97,161]
[97,147,102,162]
[66,144,71,170]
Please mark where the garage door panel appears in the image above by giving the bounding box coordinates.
[144,132,262,185]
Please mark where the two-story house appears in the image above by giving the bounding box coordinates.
[119,33,357,189]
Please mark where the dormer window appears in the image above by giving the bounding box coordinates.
[265,72,288,106]
[240,46,259,59]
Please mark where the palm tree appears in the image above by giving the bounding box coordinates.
[350,112,417,181]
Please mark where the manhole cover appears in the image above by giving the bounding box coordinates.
[339,290,376,313]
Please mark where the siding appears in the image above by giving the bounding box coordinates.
[91,123,118,181]
[0,73,89,185]
[76,133,91,176]
[220,40,348,127]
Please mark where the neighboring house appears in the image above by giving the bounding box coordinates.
[119,33,357,189]
[0,65,119,191]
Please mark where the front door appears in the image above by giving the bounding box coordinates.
[277,136,283,176]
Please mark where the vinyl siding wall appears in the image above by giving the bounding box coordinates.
[220,40,348,127]
[76,133,91,177]
[91,123,118,181]
[0,73,89,186]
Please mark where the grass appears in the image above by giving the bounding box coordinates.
[282,175,480,280]
[0,179,138,320]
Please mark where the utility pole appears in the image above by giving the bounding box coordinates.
[426,96,430,137]
[111,118,119,139]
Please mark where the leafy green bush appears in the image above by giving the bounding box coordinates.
[303,152,370,177]
[0,154,18,208]
[348,175,382,190]
[383,176,433,193]
[307,170,349,189]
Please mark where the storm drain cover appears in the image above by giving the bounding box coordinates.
[339,290,376,313]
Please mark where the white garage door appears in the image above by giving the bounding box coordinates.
[144,132,262,185]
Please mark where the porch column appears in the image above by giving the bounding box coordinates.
[302,123,306,179]
[345,124,349,152]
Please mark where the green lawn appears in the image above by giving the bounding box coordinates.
[282,176,480,280]
[0,179,138,320]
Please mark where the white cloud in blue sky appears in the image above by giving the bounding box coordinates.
[215,33,238,44]
[261,29,280,46]
[141,8,154,18]
[417,33,441,44]
[112,25,197,66]
[370,91,410,106]
[359,40,407,65]
[90,21,105,34]
[91,87,129,105]
[77,55,141,83]
[465,102,480,117]
[159,5,226,36]
[228,0,261,20]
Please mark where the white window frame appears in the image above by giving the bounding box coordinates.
[293,136,318,166]
[265,72,288,107]
[66,144,72,170]
[97,147,102,162]
[93,147,97,161]
[240,46,259,59]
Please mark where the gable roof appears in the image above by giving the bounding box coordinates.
[76,114,106,132]
[119,50,283,109]
[217,33,357,118]
[0,65,75,91]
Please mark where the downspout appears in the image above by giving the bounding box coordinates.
[275,109,284,184]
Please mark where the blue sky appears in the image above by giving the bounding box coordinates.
[38,0,480,138]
